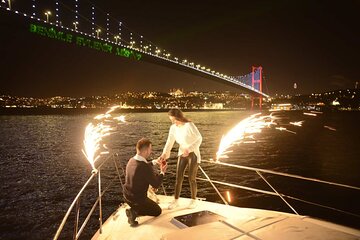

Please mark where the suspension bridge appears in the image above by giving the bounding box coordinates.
[0,0,270,102]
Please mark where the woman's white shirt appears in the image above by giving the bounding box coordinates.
[162,122,202,163]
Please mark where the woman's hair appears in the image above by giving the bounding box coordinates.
[168,108,190,123]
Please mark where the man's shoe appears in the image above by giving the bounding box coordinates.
[168,199,179,210]
[187,199,197,209]
[125,208,138,227]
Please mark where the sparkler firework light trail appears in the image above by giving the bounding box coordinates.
[304,112,317,116]
[324,126,337,131]
[290,121,304,127]
[216,113,305,161]
[216,113,275,161]
[275,127,297,134]
[82,106,126,170]
[226,191,232,203]
[106,105,121,114]
[310,111,323,114]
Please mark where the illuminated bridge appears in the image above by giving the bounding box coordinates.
[0,1,269,99]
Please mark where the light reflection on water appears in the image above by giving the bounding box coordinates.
[0,111,359,239]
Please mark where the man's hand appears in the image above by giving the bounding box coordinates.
[154,157,162,165]
[149,186,158,193]
[152,157,163,166]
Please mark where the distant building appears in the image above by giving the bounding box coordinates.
[144,93,155,98]
[271,103,292,111]
[203,102,224,109]
[169,88,184,98]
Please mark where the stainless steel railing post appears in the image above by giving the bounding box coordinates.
[256,171,299,215]
[199,165,228,205]
[98,169,103,234]
[53,172,96,240]
[73,198,80,240]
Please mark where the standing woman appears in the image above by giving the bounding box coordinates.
[160,109,202,209]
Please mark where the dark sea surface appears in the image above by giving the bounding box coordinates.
[0,110,359,239]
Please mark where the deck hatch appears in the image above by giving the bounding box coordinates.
[171,210,226,229]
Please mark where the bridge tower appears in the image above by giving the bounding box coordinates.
[251,66,263,110]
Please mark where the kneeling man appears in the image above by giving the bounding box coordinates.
[123,138,167,226]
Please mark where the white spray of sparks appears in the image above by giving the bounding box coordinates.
[106,105,121,114]
[226,191,232,203]
[93,106,122,120]
[311,110,323,114]
[290,121,304,127]
[82,107,125,170]
[94,114,111,120]
[304,112,317,116]
[215,113,305,161]
[113,115,126,122]
[216,113,274,161]
[324,125,336,131]
[275,127,297,134]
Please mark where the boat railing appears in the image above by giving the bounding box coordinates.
[193,160,360,218]
[53,153,126,240]
[53,154,360,239]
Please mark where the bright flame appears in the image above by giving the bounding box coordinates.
[226,191,231,203]
[324,125,336,131]
[113,115,126,122]
[82,106,126,170]
[304,112,317,116]
[106,105,121,114]
[290,121,304,127]
[216,113,274,161]
[275,127,296,134]
[310,111,323,114]
[82,123,103,169]
[94,113,111,120]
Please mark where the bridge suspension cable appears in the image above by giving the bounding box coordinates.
[0,0,270,97]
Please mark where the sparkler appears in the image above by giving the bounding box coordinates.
[216,113,304,161]
[82,106,126,170]
[106,105,121,114]
[304,112,317,116]
[275,127,296,134]
[290,121,304,127]
[310,110,323,114]
[324,126,336,131]
[216,113,274,161]
[113,115,126,122]
[226,191,232,203]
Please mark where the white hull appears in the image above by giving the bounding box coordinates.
[92,195,360,240]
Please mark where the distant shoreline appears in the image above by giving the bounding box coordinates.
[0,108,249,115]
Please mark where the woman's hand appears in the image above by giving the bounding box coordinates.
[160,161,167,173]
[182,149,190,157]
[160,153,167,161]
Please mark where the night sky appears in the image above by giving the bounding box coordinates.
[0,0,359,97]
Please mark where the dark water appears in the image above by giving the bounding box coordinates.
[0,111,359,239]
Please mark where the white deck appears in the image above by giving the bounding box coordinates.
[92,195,360,240]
